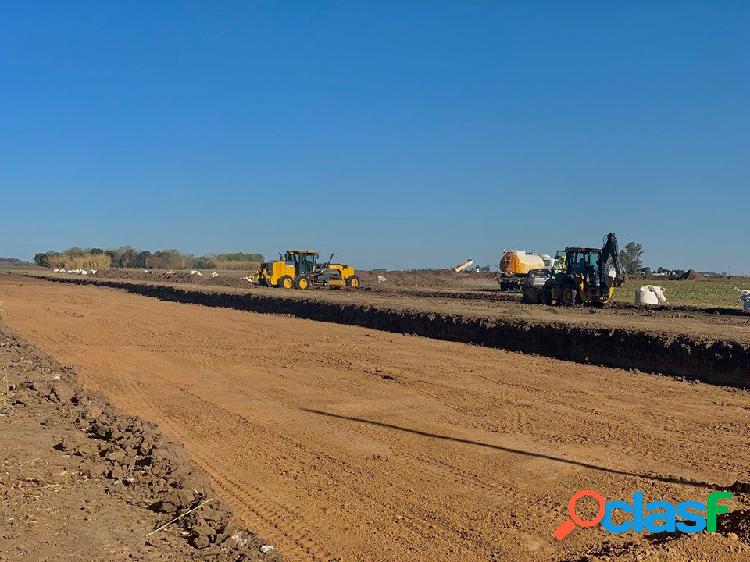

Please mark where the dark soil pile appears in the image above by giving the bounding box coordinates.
[358,269,498,289]
[93,268,256,289]
[0,324,283,561]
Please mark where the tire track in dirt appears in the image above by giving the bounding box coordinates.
[120,369,481,561]
[118,374,341,562]
[50,354,508,559]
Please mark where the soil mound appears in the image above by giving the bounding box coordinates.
[685,269,706,280]
[0,325,283,561]
[358,269,497,289]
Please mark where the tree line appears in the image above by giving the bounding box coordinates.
[33,247,264,270]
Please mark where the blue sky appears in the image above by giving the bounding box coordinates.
[1,1,748,272]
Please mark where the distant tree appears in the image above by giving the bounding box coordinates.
[66,247,86,258]
[34,252,52,267]
[618,242,644,275]
[189,255,217,269]
[216,252,264,262]
[35,245,264,271]
[133,251,151,268]
[122,248,137,267]
[106,246,136,268]
[147,249,186,270]
[34,249,110,269]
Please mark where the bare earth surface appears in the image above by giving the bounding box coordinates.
[1,403,169,562]
[0,319,281,562]
[2,276,750,561]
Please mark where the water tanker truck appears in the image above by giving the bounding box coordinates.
[498,250,545,291]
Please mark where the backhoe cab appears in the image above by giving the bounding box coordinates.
[522,233,624,306]
[254,250,359,290]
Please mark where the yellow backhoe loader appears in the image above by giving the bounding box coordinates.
[522,233,624,306]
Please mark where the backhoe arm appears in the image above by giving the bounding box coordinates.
[599,233,624,287]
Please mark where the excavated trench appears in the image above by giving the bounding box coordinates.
[367,287,748,317]
[35,276,750,388]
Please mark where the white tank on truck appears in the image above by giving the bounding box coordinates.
[499,250,545,291]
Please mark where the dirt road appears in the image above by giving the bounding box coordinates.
[2,276,749,561]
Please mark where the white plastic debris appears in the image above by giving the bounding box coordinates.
[453,259,474,273]
[260,545,274,554]
[635,285,668,305]
[737,288,750,313]
[230,530,250,547]
[211,271,219,278]
[377,275,386,284]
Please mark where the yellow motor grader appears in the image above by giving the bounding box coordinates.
[253,250,360,290]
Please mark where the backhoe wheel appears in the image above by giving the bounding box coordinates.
[346,276,360,288]
[540,287,553,306]
[295,276,310,290]
[560,281,578,306]
[278,275,294,289]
